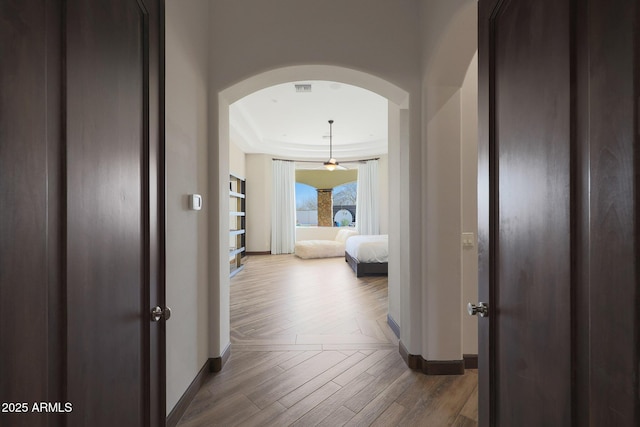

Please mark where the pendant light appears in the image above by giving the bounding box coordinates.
[323,119,339,171]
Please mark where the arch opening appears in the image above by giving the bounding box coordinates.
[213,64,410,358]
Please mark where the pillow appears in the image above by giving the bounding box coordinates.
[334,228,359,243]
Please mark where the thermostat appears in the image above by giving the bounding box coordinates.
[189,194,202,211]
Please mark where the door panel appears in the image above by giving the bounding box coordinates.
[0,2,63,426]
[0,0,163,426]
[493,0,571,424]
[479,0,639,425]
[579,1,638,424]
[66,1,146,424]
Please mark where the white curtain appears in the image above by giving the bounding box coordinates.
[356,160,379,235]
[271,160,296,254]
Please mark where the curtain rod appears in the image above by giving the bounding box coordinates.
[272,157,380,164]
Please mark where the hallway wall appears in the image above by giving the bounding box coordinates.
[419,0,477,361]
[461,52,479,354]
[165,0,211,414]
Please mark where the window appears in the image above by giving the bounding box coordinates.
[333,181,357,227]
[295,182,317,226]
[295,178,357,227]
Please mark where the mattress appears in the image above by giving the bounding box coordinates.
[345,235,389,263]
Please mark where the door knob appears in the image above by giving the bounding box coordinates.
[151,306,172,322]
[467,302,489,318]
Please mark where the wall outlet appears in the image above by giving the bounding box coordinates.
[462,232,475,249]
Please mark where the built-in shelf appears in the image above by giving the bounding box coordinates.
[229,247,246,257]
[229,174,246,277]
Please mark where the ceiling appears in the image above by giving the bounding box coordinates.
[229,80,388,165]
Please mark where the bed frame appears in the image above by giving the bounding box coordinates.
[345,251,388,277]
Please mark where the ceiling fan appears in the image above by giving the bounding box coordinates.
[294,120,350,170]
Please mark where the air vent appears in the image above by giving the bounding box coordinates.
[295,84,312,93]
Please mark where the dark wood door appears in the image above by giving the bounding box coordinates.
[65,0,164,425]
[0,1,164,426]
[484,0,572,424]
[0,2,65,426]
[478,0,639,425]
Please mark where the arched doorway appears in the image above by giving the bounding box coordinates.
[214,65,411,359]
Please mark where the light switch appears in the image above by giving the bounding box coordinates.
[462,232,475,249]
[189,194,202,211]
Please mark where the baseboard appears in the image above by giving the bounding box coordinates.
[210,343,231,373]
[166,345,232,427]
[422,359,465,375]
[166,359,213,427]
[387,314,400,339]
[245,251,271,255]
[463,353,478,369]
[399,341,465,375]
[399,341,421,370]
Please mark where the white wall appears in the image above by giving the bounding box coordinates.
[419,0,478,359]
[461,52,478,354]
[245,154,272,252]
[423,86,463,360]
[165,0,210,415]
[229,139,246,178]
[387,104,402,329]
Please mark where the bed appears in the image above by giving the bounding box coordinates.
[344,234,388,277]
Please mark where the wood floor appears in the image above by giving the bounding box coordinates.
[177,254,478,426]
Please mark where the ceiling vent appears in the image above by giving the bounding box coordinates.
[295,83,312,93]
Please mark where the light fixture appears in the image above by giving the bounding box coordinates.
[323,119,339,171]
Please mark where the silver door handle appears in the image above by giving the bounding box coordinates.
[151,306,172,322]
[467,302,489,318]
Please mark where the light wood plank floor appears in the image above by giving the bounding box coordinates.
[178,254,478,426]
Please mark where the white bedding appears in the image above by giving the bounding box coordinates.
[345,235,388,263]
